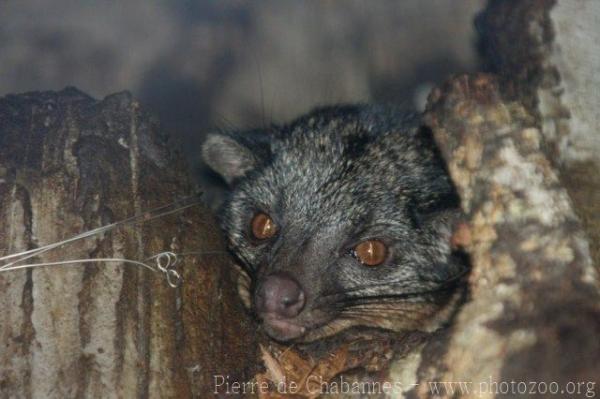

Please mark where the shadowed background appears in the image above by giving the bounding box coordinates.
[0,0,484,168]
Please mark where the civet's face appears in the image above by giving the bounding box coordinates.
[203,106,463,342]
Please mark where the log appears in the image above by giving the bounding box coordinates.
[0,88,257,397]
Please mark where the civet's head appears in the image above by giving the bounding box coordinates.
[202,105,464,342]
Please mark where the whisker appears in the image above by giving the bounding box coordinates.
[252,52,267,130]
[339,308,432,319]
[341,305,431,312]
[228,250,256,276]
[317,279,435,302]
[318,267,469,304]
[213,114,240,132]
[176,250,229,257]
[334,287,453,304]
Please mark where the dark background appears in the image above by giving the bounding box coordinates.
[0,0,484,169]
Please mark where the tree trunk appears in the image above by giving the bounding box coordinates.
[386,1,600,396]
[399,73,600,398]
[0,89,258,398]
[477,0,600,267]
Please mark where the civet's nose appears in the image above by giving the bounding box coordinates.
[255,272,306,318]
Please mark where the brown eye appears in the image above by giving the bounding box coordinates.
[353,240,387,266]
[251,212,277,240]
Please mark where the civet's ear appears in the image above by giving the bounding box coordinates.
[202,132,270,185]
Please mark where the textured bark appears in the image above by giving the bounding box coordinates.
[381,2,600,396]
[477,0,600,268]
[395,74,600,398]
[0,89,258,398]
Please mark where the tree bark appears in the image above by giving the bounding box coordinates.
[397,73,600,398]
[0,88,257,398]
[477,0,600,268]
[385,0,600,395]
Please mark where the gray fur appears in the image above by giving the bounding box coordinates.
[203,104,466,342]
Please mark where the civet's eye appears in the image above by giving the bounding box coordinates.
[353,240,387,266]
[251,213,277,240]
